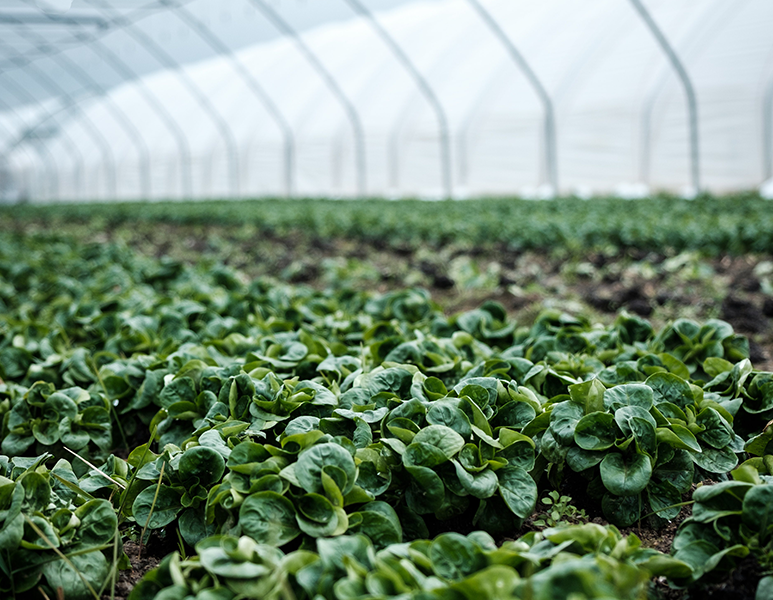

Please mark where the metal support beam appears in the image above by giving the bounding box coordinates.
[639,0,733,187]
[249,0,366,196]
[0,94,59,199]
[17,3,153,198]
[0,51,88,198]
[343,0,450,198]
[89,0,241,197]
[0,11,109,28]
[629,0,700,193]
[0,50,116,197]
[80,0,193,197]
[466,0,556,194]
[0,1,166,69]
[765,80,773,182]
[163,0,295,196]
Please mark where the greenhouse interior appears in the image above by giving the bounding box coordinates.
[4,3,773,600]
[2,0,773,201]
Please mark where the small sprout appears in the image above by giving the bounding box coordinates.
[534,491,588,528]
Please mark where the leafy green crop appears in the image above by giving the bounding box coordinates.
[128,522,691,600]
[3,193,772,255]
[1,231,772,598]
[0,453,124,599]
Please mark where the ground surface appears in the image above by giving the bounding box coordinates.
[3,219,768,600]
[17,219,767,370]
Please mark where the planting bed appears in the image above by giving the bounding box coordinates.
[0,197,772,599]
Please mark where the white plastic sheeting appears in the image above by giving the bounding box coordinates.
[3,0,773,201]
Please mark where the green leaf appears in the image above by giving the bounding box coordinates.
[74,499,117,546]
[405,465,445,515]
[198,540,271,579]
[158,377,196,409]
[427,400,473,438]
[239,491,300,546]
[452,460,498,499]
[44,392,78,420]
[497,466,537,518]
[32,420,59,445]
[569,378,606,415]
[690,445,738,474]
[347,502,402,550]
[404,442,448,469]
[653,449,694,493]
[132,485,183,529]
[296,443,357,496]
[20,472,50,512]
[179,446,225,488]
[614,405,657,436]
[566,447,604,472]
[757,575,773,600]
[412,425,465,460]
[647,480,683,519]
[604,383,653,411]
[695,407,732,449]
[429,532,487,581]
[657,424,701,453]
[43,549,108,600]
[179,507,217,547]
[742,484,773,540]
[646,373,694,410]
[600,453,652,496]
[549,401,584,445]
[450,564,519,600]
[574,412,616,450]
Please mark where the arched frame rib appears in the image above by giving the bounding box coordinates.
[3,55,117,197]
[162,0,295,196]
[638,0,737,187]
[0,93,56,199]
[88,0,241,196]
[16,2,153,198]
[629,0,700,192]
[343,0,451,198]
[465,0,556,193]
[249,0,366,196]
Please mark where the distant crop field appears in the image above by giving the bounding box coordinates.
[2,192,771,254]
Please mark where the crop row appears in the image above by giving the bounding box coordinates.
[0,233,772,598]
[2,192,773,254]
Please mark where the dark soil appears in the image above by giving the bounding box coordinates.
[103,534,177,600]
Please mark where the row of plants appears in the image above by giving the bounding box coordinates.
[1,232,772,598]
[2,192,773,254]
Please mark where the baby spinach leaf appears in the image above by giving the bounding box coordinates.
[239,491,300,546]
[600,453,652,496]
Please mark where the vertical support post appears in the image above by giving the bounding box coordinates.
[89,0,241,197]
[0,56,86,198]
[163,0,295,196]
[465,0,557,194]
[0,94,58,200]
[343,0,451,198]
[4,55,118,197]
[13,5,152,198]
[249,0,366,196]
[638,0,732,187]
[763,80,773,181]
[629,0,700,193]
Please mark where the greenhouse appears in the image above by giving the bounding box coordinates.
[2,0,773,201]
[5,3,773,600]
